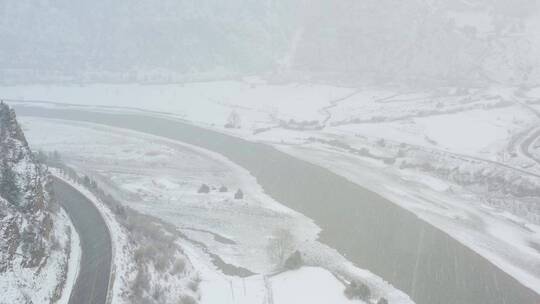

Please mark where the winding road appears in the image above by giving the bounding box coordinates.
[17,105,540,304]
[520,128,540,166]
[53,177,112,304]
[514,99,540,167]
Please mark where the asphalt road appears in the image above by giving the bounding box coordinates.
[53,178,112,304]
[520,128,540,166]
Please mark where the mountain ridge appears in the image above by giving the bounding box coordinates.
[0,0,539,87]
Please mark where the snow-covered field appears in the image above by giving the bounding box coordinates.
[1,81,351,135]
[21,117,412,304]
[329,105,535,160]
[271,267,356,304]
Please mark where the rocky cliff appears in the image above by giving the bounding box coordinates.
[0,102,74,303]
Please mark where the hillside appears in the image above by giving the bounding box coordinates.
[0,102,74,303]
[289,0,540,86]
[0,0,299,83]
[0,0,539,87]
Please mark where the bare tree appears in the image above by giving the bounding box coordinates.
[225,110,241,129]
[266,228,296,268]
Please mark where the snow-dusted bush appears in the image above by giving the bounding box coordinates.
[234,189,244,199]
[225,111,242,129]
[197,184,210,194]
[284,250,303,270]
[344,280,371,301]
[179,295,197,304]
[170,259,186,275]
[377,297,389,304]
[267,228,296,268]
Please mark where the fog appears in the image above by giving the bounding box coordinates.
[2,1,540,86]
[1,2,540,304]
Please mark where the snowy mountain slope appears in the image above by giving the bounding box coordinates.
[290,0,540,86]
[0,102,76,304]
[1,0,538,86]
[0,0,300,83]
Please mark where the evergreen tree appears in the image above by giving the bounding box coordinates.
[234,189,244,199]
[284,250,303,270]
[198,184,210,194]
[344,280,371,301]
[0,162,20,205]
[377,297,389,304]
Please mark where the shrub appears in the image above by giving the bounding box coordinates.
[187,274,201,292]
[344,280,371,301]
[197,184,210,194]
[152,285,163,301]
[154,253,170,272]
[284,250,303,270]
[187,279,198,292]
[266,229,296,268]
[377,297,389,304]
[170,259,186,275]
[50,235,62,251]
[225,111,241,129]
[132,270,150,297]
[219,185,228,192]
[383,158,396,165]
[114,205,127,219]
[234,189,244,199]
[179,295,197,304]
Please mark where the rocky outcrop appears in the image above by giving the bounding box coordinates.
[0,102,72,303]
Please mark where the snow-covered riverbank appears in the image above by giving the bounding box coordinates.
[21,116,413,304]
